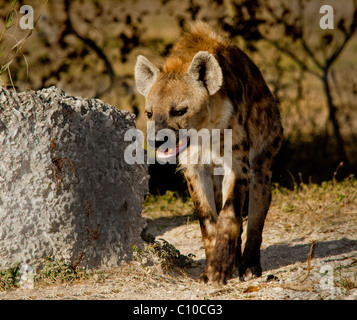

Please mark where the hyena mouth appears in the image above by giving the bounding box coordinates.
[156,134,190,159]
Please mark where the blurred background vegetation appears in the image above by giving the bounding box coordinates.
[1,0,356,193]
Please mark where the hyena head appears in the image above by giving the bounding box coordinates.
[134,52,223,160]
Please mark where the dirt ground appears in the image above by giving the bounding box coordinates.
[1,182,357,300]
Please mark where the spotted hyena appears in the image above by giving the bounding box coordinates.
[134,22,283,286]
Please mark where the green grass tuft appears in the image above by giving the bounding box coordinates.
[0,263,20,292]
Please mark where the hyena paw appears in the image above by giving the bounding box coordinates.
[206,264,234,286]
[239,265,262,281]
[198,269,209,284]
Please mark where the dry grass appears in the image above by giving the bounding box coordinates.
[270,173,357,237]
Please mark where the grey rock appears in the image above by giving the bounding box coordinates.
[0,86,148,269]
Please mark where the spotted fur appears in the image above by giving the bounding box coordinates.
[135,21,283,285]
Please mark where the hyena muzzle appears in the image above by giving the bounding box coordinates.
[134,21,283,286]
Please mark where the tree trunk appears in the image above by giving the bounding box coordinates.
[322,69,348,163]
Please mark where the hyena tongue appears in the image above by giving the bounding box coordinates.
[156,147,176,159]
[156,136,189,159]
[177,135,190,154]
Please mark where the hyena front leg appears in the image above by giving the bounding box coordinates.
[184,168,218,283]
[239,153,274,281]
[207,164,249,286]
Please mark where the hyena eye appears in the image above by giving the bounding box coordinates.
[146,112,153,119]
[171,107,188,117]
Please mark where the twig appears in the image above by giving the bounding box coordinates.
[332,162,344,187]
[279,283,315,292]
[287,170,297,191]
[300,240,315,283]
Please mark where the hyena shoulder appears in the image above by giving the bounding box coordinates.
[163,21,230,73]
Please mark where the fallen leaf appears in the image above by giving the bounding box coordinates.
[243,286,259,293]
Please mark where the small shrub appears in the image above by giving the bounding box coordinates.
[36,257,90,286]
[152,238,195,271]
[0,263,20,292]
[132,238,195,272]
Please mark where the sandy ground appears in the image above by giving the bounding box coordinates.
[1,188,356,300]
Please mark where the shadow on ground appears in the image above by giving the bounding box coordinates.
[145,209,357,281]
[261,238,357,272]
[144,212,197,236]
[182,238,357,281]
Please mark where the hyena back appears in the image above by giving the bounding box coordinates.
[135,22,283,286]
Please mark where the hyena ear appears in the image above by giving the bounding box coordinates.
[135,55,160,97]
[187,51,223,95]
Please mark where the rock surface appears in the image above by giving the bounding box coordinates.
[0,86,148,269]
